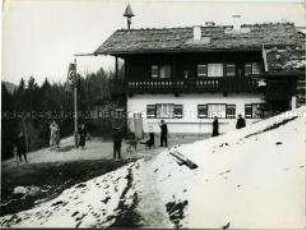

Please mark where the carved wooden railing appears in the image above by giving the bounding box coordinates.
[111,77,261,94]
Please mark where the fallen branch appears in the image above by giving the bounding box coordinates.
[169,151,198,169]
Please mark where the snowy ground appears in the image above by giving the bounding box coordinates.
[1,107,305,229]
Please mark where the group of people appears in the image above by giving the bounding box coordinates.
[212,114,246,137]
[11,115,247,164]
[49,120,88,150]
[112,119,168,160]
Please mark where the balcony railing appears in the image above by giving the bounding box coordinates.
[111,77,263,95]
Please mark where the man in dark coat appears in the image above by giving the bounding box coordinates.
[78,123,87,150]
[15,132,28,163]
[113,127,122,159]
[212,116,219,137]
[159,120,168,147]
[236,114,246,129]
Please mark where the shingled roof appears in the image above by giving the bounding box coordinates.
[95,23,300,55]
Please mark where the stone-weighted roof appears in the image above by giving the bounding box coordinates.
[95,23,300,55]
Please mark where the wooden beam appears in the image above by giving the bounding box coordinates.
[115,57,118,79]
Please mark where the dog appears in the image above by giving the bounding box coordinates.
[140,132,155,149]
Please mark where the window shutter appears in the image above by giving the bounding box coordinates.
[198,104,208,118]
[245,104,252,118]
[226,104,236,118]
[245,64,252,76]
[147,105,156,118]
[174,105,183,118]
[226,64,236,77]
[197,64,207,77]
[151,65,159,78]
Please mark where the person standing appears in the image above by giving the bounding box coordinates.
[159,120,168,147]
[15,132,28,163]
[78,123,87,150]
[236,114,246,129]
[55,123,61,148]
[212,116,219,137]
[49,120,60,148]
[113,127,122,159]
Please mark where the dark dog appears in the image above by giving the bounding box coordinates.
[140,132,155,149]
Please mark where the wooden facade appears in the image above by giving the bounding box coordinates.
[112,51,265,95]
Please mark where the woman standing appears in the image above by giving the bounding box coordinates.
[49,120,59,148]
[212,116,219,137]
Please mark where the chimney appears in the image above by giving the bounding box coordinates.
[193,26,201,41]
[123,4,135,30]
[232,14,242,31]
[205,21,215,27]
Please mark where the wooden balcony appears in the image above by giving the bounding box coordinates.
[111,77,263,95]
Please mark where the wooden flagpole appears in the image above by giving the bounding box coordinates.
[74,58,79,148]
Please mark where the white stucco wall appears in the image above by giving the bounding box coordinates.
[127,93,264,134]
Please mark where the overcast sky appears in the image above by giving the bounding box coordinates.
[1,0,305,85]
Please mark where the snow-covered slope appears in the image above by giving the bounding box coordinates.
[1,107,305,229]
[148,107,305,229]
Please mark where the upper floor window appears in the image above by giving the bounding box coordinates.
[226,64,236,77]
[197,64,208,78]
[245,63,261,76]
[150,64,171,79]
[208,63,223,77]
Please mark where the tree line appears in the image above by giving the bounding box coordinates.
[1,68,125,160]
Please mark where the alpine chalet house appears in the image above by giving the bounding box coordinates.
[94,9,305,136]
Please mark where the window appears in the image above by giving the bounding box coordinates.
[208,104,226,118]
[208,63,223,77]
[198,105,208,118]
[151,65,159,78]
[226,104,236,118]
[226,64,236,77]
[147,105,156,118]
[174,105,183,118]
[245,104,263,118]
[197,64,207,78]
[150,64,171,78]
[157,104,173,118]
[245,63,261,76]
[198,104,237,119]
[160,65,171,79]
[252,63,261,75]
[147,104,182,119]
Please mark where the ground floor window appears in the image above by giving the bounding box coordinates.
[198,104,236,119]
[146,104,183,119]
[245,103,263,118]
